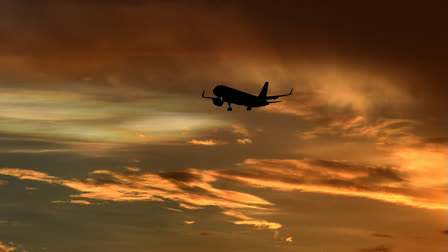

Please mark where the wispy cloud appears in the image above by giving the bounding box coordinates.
[0,86,229,151]
[179,203,202,210]
[70,199,92,205]
[0,168,60,183]
[232,124,249,137]
[222,210,282,230]
[214,158,447,210]
[188,139,225,146]
[301,116,417,142]
[0,242,17,252]
[0,167,277,232]
[236,138,252,144]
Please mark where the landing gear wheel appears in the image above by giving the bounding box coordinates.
[246,107,252,111]
[227,107,232,111]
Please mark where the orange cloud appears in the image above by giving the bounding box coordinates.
[179,203,203,210]
[188,139,224,146]
[232,124,249,137]
[301,116,417,142]
[0,242,16,252]
[222,210,282,230]
[236,138,252,144]
[214,158,447,210]
[0,167,278,232]
[0,168,60,183]
[184,220,195,224]
[70,199,92,205]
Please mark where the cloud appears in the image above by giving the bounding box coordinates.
[166,207,183,213]
[0,168,60,183]
[232,124,249,137]
[179,203,202,210]
[214,158,447,210]
[222,210,282,230]
[70,199,92,205]
[188,139,224,146]
[51,200,66,204]
[301,116,417,142]
[285,236,293,242]
[0,86,230,153]
[0,167,278,232]
[236,138,252,144]
[184,220,195,224]
[0,242,15,252]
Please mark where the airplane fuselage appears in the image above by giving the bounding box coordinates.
[213,85,269,108]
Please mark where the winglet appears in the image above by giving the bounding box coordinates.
[289,88,293,95]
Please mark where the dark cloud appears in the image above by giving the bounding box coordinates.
[157,171,202,183]
[441,229,448,235]
[0,0,445,100]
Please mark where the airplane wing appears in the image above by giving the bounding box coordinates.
[265,88,293,100]
[202,90,215,99]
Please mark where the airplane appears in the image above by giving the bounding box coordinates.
[201,82,293,111]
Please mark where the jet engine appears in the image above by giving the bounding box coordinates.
[212,98,224,106]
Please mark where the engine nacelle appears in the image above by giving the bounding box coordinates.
[212,98,224,107]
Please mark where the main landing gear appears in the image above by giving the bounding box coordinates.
[227,102,232,111]
[246,107,252,111]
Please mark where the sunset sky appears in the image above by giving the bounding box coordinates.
[0,1,447,252]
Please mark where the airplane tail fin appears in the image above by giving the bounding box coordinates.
[258,82,269,98]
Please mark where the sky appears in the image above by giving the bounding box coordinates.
[0,1,446,251]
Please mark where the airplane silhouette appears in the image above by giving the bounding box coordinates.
[202,82,293,111]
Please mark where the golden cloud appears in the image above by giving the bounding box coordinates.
[188,139,224,146]
[0,167,278,232]
[231,124,249,137]
[222,210,282,230]
[0,242,16,252]
[70,199,92,205]
[236,138,252,144]
[179,203,203,210]
[0,168,60,183]
[214,158,447,210]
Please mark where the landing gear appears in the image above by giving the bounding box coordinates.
[246,107,252,111]
[227,102,232,111]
